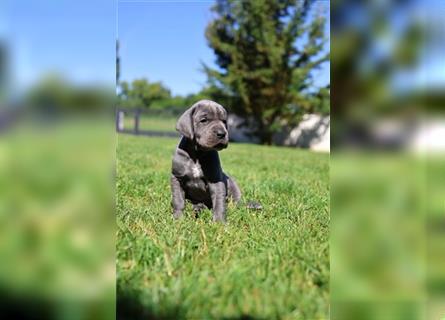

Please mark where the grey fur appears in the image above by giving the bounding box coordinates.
[171,100,241,222]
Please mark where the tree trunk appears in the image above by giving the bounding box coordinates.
[263,133,273,145]
[253,116,274,145]
[258,127,273,145]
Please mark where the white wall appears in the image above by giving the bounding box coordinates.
[228,114,330,152]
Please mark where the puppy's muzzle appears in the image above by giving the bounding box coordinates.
[215,129,226,139]
[213,129,228,149]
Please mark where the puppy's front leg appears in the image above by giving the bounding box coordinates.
[171,175,185,219]
[209,181,227,223]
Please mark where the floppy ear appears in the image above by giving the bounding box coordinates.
[176,105,196,139]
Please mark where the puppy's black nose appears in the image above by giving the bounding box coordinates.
[215,130,226,139]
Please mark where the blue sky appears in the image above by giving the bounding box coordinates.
[5,0,330,94]
[118,1,217,96]
[5,1,445,97]
[118,0,330,96]
[6,0,115,89]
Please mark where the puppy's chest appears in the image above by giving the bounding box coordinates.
[189,162,204,179]
[184,162,208,190]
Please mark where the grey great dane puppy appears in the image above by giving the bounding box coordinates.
[171,100,241,222]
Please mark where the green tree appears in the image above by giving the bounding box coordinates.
[331,1,423,147]
[26,74,113,114]
[204,0,329,144]
[118,78,171,109]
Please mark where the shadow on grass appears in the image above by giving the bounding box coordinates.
[0,287,113,320]
[0,288,53,320]
[117,285,265,320]
[117,286,183,320]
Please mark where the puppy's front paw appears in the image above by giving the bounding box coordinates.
[173,210,183,220]
[212,214,226,224]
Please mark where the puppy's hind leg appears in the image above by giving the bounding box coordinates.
[227,176,263,210]
[227,176,241,204]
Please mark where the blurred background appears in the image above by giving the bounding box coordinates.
[0,1,115,319]
[116,0,331,150]
[331,0,445,319]
[1,0,444,319]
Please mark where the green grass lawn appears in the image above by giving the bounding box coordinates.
[0,120,115,320]
[116,134,329,319]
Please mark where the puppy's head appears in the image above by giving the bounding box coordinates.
[176,100,229,151]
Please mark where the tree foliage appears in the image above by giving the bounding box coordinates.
[118,78,171,109]
[26,74,113,114]
[204,0,329,144]
[331,1,424,147]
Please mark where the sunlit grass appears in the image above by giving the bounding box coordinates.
[0,120,115,319]
[331,152,445,320]
[116,134,329,319]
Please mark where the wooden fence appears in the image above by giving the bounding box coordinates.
[116,108,178,137]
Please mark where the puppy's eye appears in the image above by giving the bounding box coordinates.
[200,118,208,123]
